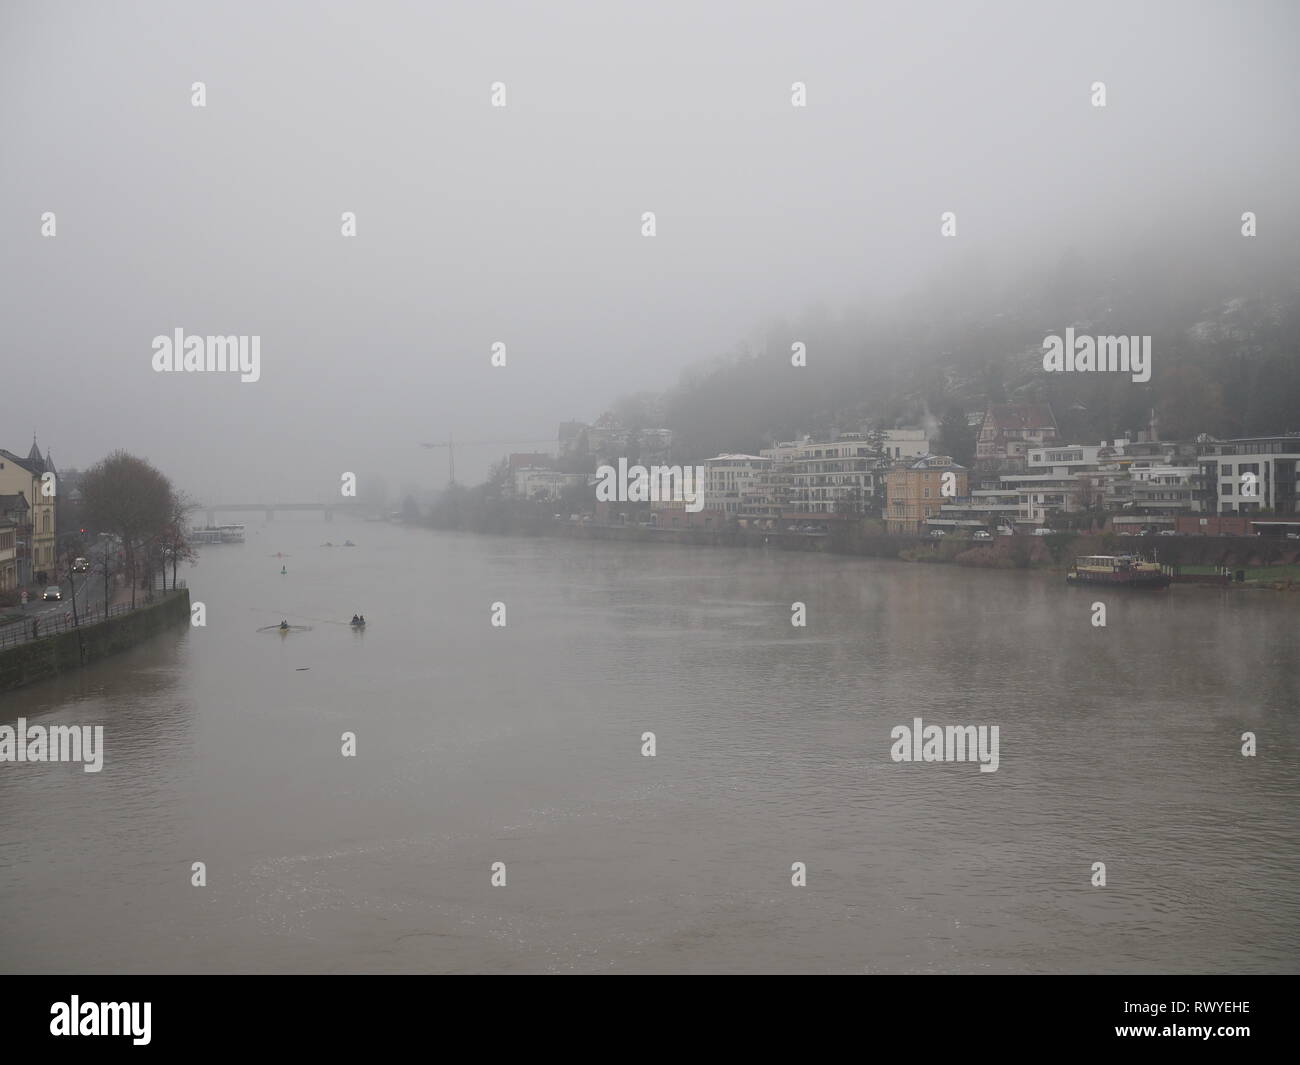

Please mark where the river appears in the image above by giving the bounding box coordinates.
[2,518,1297,973]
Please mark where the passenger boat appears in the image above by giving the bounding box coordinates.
[1066,554,1170,588]
[190,523,246,545]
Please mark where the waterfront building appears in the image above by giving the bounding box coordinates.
[704,454,772,517]
[782,434,886,517]
[1194,435,1300,515]
[0,440,57,582]
[885,455,969,534]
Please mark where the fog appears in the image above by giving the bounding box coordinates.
[2,0,1297,501]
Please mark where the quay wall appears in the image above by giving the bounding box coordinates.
[0,590,191,694]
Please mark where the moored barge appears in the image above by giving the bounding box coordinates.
[1066,554,1170,588]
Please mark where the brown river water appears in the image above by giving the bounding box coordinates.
[2,518,1297,973]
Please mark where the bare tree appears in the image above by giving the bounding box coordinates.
[161,490,199,590]
[80,451,173,609]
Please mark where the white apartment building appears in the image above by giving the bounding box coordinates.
[881,428,930,461]
[785,434,882,515]
[1196,436,1300,514]
[1128,465,1200,513]
[705,454,772,515]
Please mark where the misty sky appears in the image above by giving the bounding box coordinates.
[2,0,1297,500]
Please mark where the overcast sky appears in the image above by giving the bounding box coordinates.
[2,0,1297,500]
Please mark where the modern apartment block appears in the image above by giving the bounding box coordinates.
[704,454,772,516]
[1195,436,1300,515]
[782,434,884,517]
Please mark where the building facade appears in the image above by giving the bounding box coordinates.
[975,404,1059,474]
[885,455,969,534]
[1195,436,1300,515]
[0,441,57,583]
[704,454,772,516]
[0,517,16,591]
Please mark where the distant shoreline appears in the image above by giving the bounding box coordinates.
[422,517,1300,592]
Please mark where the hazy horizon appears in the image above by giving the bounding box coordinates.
[3,0,1298,499]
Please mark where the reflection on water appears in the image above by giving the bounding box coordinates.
[1,518,1297,973]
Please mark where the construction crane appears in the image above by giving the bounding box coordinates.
[419,435,556,486]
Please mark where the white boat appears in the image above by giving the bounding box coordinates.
[191,523,246,544]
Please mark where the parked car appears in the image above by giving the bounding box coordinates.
[973,530,993,540]
[1031,527,1054,536]
[43,586,62,601]
[1158,530,1178,536]
[929,529,946,538]
[72,557,89,572]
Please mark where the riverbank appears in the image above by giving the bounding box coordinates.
[427,515,1300,590]
[0,588,191,693]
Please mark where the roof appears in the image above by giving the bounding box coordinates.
[904,454,967,470]
[0,492,30,513]
[0,448,41,474]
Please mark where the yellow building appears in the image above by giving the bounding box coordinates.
[0,440,58,583]
[0,517,17,591]
[885,455,969,535]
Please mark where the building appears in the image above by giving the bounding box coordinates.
[576,413,674,468]
[975,404,1059,474]
[885,455,969,534]
[1127,465,1200,514]
[780,433,895,517]
[936,488,1019,530]
[881,428,930,461]
[508,452,553,471]
[999,444,1105,525]
[0,517,16,591]
[1194,435,1300,515]
[0,440,57,583]
[704,454,772,517]
[513,466,585,502]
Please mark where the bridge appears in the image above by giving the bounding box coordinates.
[202,501,373,524]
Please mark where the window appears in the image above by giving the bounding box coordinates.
[1221,463,1233,476]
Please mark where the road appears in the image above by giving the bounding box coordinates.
[0,541,120,643]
